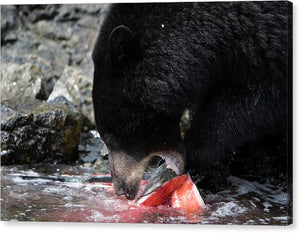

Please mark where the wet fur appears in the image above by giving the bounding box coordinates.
[92,2,291,196]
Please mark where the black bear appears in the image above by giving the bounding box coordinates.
[92,2,292,199]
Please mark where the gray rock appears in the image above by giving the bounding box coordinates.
[1,5,19,43]
[48,95,78,109]
[79,151,99,163]
[77,16,99,29]
[75,4,103,14]
[32,20,73,40]
[71,51,94,78]
[36,42,70,78]
[48,66,95,126]
[55,5,81,22]
[2,4,102,96]
[64,26,96,53]
[78,129,108,168]
[2,30,70,94]
[78,130,108,155]
[1,31,18,44]
[2,53,59,96]
[19,5,60,23]
[1,97,82,165]
[0,4,111,166]
[1,63,49,100]
[1,5,17,31]
[54,4,104,22]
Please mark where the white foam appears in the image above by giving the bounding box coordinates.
[211,202,248,217]
[272,216,289,221]
[88,210,120,222]
[64,203,85,208]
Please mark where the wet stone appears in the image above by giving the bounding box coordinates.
[78,130,108,171]
[48,95,78,109]
[1,4,106,113]
[0,97,82,165]
[1,5,19,44]
[80,151,99,163]
[77,16,100,29]
[74,4,103,14]
[17,5,60,24]
[1,63,49,100]
[1,6,17,31]
[54,5,82,22]
[2,38,64,96]
[32,20,73,40]
[36,42,70,75]
[48,66,95,126]
[2,31,18,44]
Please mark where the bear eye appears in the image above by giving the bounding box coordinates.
[108,25,141,64]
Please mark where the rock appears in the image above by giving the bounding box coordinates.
[55,5,81,22]
[54,4,104,23]
[48,66,95,126]
[2,30,70,96]
[36,42,70,78]
[77,16,100,29]
[33,20,73,40]
[1,5,19,44]
[66,32,97,76]
[78,130,109,172]
[0,97,82,165]
[0,4,110,165]
[48,95,78,109]
[78,130,108,159]
[80,151,98,163]
[75,4,103,14]
[1,6,17,32]
[64,25,96,51]
[1,63,49,100]
[17,5,60,23]
[70,50,94,78]
[2,53,59,97]
[2,4,102,100]
[1,31,18,44]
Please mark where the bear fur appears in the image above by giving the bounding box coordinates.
[92,2,292,198]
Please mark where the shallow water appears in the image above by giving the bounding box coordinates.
[1,165,291,224]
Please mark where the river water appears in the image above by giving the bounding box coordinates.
[1,165,291,225]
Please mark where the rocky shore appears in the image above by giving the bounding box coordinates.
[1,4,108,167]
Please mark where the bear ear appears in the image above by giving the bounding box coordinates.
[108,25,141,64]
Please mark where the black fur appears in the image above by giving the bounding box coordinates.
[92,2,291,190]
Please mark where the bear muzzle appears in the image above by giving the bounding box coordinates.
[108,150,186,199]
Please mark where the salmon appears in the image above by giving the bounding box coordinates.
[140,174,205,215]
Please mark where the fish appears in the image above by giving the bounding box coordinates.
[139,174,205,215]
[170,174,205,214]
[141,162,178,197]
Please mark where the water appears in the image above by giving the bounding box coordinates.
[1,165,291,224]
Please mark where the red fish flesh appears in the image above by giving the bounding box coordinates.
[139,174,205,215]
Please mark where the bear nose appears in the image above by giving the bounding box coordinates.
[114,182,137,199]
[125,192,136,200]
[114,187,125,196]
